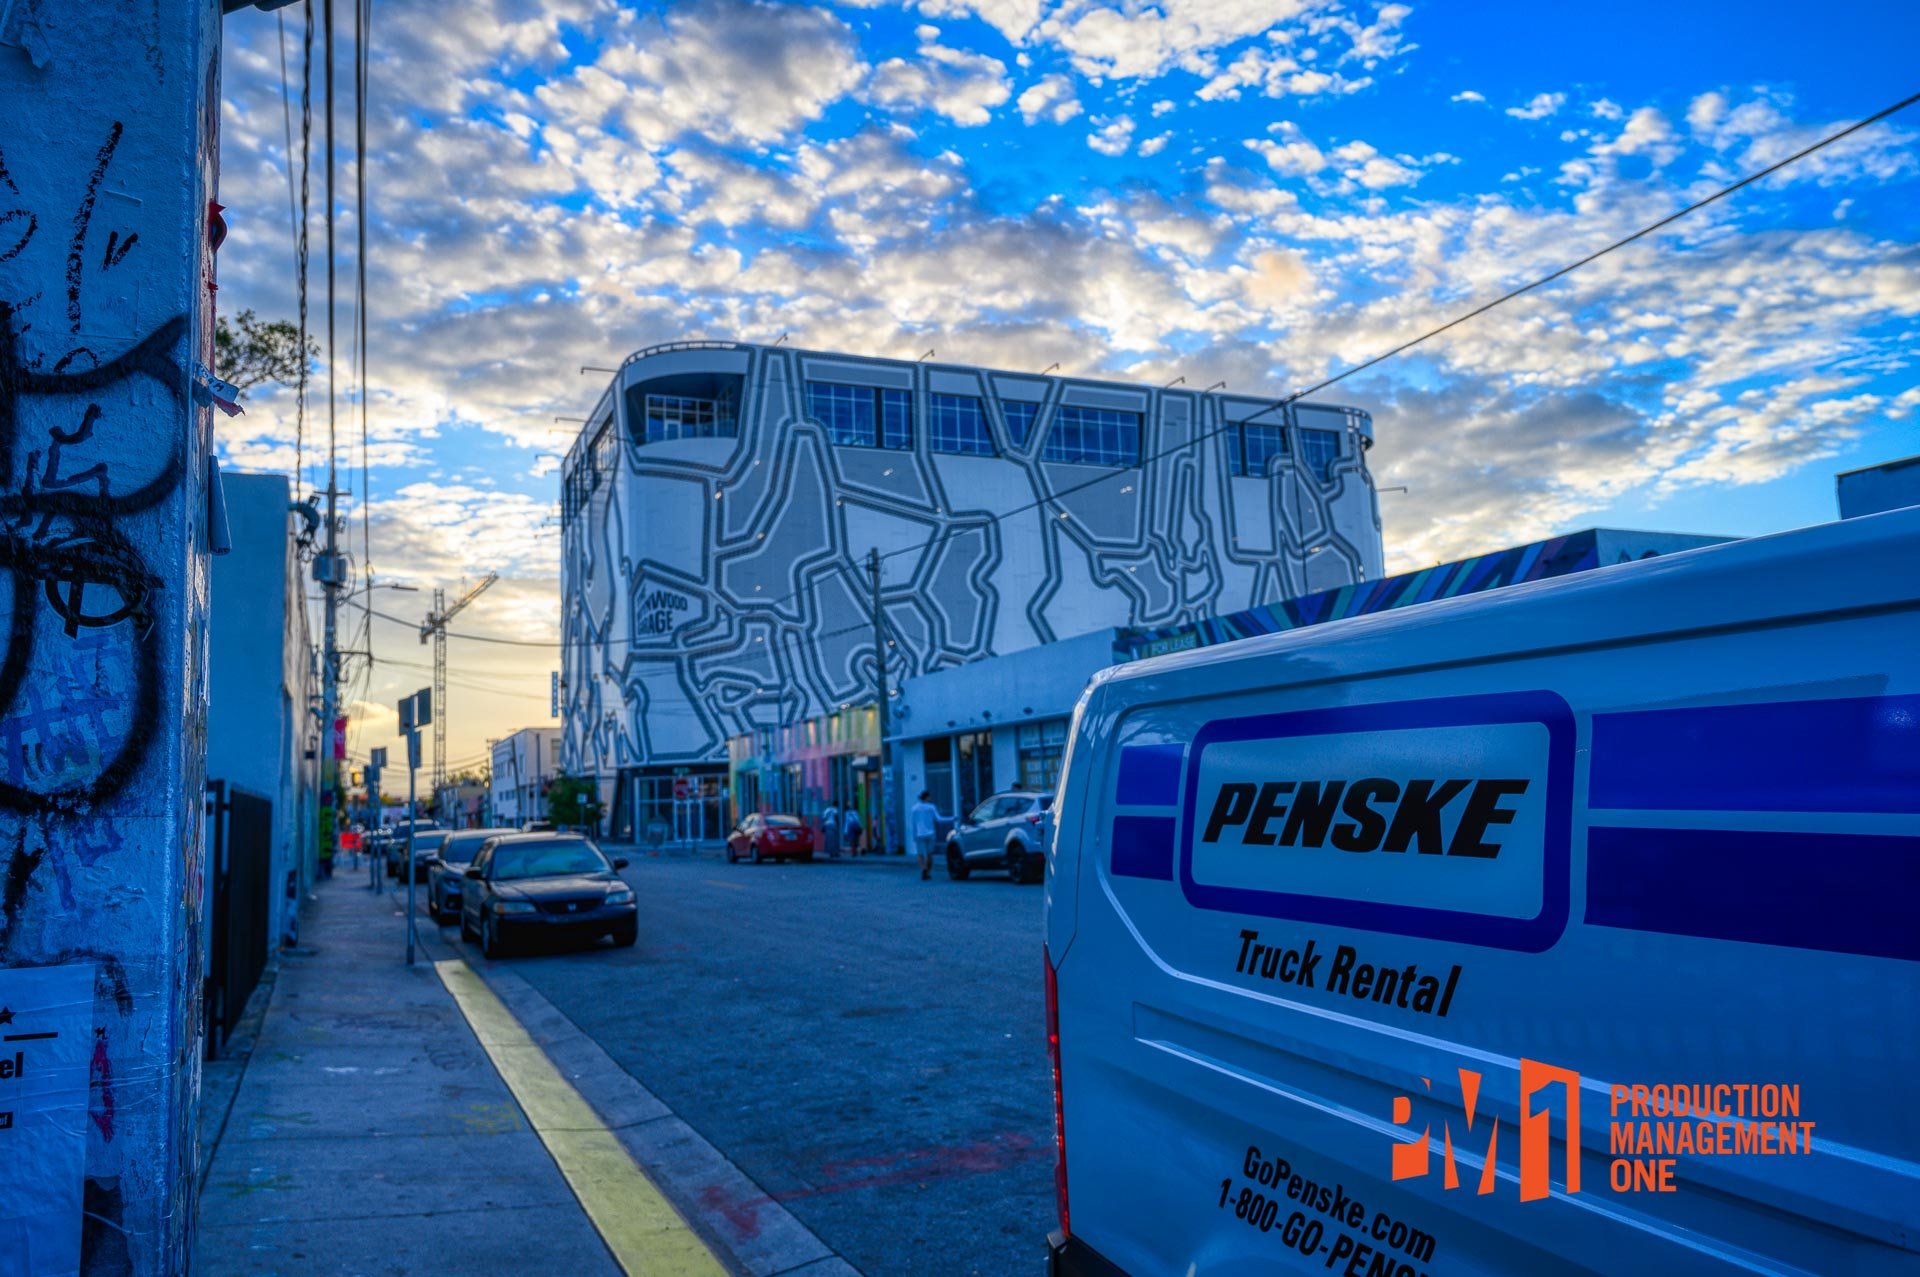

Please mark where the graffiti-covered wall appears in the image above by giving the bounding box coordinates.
[0,4,222,1272]
[560,342,1384,784]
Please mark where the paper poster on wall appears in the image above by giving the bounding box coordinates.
[0,963,94,1277]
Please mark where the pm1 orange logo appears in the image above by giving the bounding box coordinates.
[1391,1066,1817,1198]
[1390,1060,1580,1202]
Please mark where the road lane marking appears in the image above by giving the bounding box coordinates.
[435,960,727,1277]
[703,879,746,890]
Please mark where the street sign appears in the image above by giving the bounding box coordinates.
[331,716,347,760]
[406,729,422,770]
[550,671,560,718]
[673,777,692,800]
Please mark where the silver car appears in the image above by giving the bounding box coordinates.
[943,790,1054,884]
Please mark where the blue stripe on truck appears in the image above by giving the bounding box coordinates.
[1586,825,1920,962]
[1115,743,1185,807]
[1111,815,1176,880]
[1589,694,1920,813]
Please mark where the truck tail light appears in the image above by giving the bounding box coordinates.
[1045,944,1069,1237]
[1027,813,1043,824]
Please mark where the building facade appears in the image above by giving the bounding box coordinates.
[207,473,317,954]
[560,340,1383,841]
[489,727,563,826]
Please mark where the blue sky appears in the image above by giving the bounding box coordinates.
[211,0,1920,764]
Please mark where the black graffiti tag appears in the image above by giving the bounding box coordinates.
[0,302,185,814]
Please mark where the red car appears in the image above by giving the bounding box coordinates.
[726,813,815,863]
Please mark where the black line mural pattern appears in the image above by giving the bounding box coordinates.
[561,343,1383,777]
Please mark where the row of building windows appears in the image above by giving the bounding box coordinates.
[1224,420,1345,481]
[588,379,1351,486]
[806,381,914,450]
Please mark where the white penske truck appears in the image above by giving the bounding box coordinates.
[1044,507,1919,1277]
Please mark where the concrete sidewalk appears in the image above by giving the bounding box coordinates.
[194,876,622,1275]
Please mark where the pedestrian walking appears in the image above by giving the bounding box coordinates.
[910,791,950,880]
[842,806,864,857]
[821,801,842,858]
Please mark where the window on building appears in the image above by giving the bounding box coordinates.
[644,393,734,443]
[1017,718,1068,791]
[1298,427,1342,481]
[923,735,953,815]
[955,729,994,818]
[1043,404,1141,467]
[880,388,913,449]
[805,381,913,450]
[1002,399,1040,448]
[1242,422,1289,476]
[929,393,995,456]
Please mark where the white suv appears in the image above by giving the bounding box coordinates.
[944,790,1054,884]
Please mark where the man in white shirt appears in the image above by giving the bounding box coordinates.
[821,802,841,858]
[909,790,950,881]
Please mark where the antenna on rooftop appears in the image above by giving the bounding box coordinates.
[917,349,935,361]
[772,332,790,346]
[1039,362,1060,375]
[1203,380,1226,392]
[1164,375,1185,389]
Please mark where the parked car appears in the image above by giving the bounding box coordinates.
[426,827,517,921]
[726,813,814,863]
[400,830,449,883]
[384,820,441,877]
[945,790,1053,883]
[458,833,635,958]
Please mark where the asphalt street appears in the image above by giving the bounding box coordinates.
[444,851,1055,1277]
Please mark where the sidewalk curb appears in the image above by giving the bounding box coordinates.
[439,935,862,1277]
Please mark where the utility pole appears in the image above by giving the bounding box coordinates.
[867,548,892,856]
[420,573,499,790]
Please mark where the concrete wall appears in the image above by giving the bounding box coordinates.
[208,472,314,951]
[0,3,223,1272]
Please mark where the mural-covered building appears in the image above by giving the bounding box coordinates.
[559,340,1383,841]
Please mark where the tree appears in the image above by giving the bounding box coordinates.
[547,774,601,831]
[213,308,318,395]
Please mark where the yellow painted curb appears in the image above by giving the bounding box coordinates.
[436,960,729,1276]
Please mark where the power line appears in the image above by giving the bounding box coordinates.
[293,0,313,504]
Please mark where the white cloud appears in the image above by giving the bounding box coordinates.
[1088,114,1136,156]
[1590,98,1625,121]
[1138,131,1174,158]
[1151,98,1177,116]
[1506,92,1566,120]
[1450,89,1485,103]
[1016,72,1082,124]
[1196,45,1372,101]
[533,0,865,149]
[1034,0,1323,80]
[869,40,1012,126]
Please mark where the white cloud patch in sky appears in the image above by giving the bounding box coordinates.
[868,38,1012,125]
[1016,71,1082,123]
[1506,91,1566,120]
[1451,89,1485,103]
[1088,113,1136,156]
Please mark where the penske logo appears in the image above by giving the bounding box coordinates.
[1177,696,1574,950]
[1199,777,1531,858]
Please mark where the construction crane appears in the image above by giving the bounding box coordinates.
[420,573,498,790]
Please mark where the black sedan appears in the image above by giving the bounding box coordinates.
[458,833,635,959]
[426,827,517,922]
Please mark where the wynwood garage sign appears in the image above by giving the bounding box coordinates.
[633,579,698,641]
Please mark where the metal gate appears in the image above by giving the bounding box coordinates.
[206,780,273,1056]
